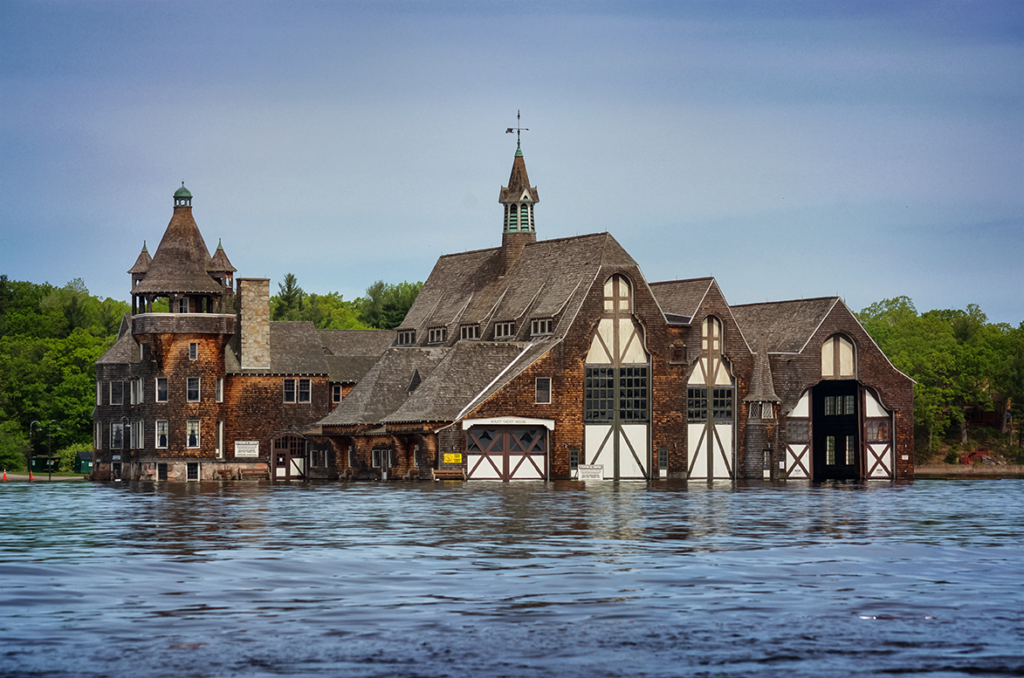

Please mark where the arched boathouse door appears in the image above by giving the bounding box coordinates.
[687,316,735,480]
[583,275,650,480]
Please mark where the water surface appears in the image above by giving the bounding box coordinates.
[2,479,1022,677]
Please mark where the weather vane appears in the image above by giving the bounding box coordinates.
[505,110,528,149]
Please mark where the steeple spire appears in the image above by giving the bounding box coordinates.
[498,114,539,275]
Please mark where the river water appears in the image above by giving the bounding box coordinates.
[1,479,1022,677]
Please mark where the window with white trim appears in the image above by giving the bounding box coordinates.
[156,420,168,449]
[298,378,310,403]
[110,381,123,405]
[215,377,223,403]
[110,423,124,449]
[216,421,224,458]
[427,327,447,344]
[535,377,551,404]
[332,384,342,403]
[494,321,515,340]
[821,335,856,378]
[460,325,480,340]
[396,330,415,346]
[187,420,200,448]
[156,377,168,403]
[531,318,553,337]
[96,382,102,406]
[186,462,199,481]
[189,342,199,360]
[284,378,296,403]
[187,377,200,402]
[94,422,102,449]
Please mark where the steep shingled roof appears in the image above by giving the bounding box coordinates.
[127,243,152,274]
[649,278,714,320]
[744,339,780,403]
[400,232,637,343]
[208,240,236,273]
[730,298,839,353]
[499,149,539,204]
[133,205,223,296]
[319,347,447,426]
[384,342,528,424]
[318,329,395,383]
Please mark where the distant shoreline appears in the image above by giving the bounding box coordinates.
[915,464,1024,479]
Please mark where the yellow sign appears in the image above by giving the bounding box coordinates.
[444,453,462,464]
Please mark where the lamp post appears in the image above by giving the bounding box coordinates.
[47,426,60,481]
[29,420,41,481]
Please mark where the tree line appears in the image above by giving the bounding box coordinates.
[1,272,1020,471]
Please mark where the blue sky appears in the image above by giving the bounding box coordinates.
[2,1,1022,324]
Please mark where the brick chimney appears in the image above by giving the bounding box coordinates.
[238,278,270,369]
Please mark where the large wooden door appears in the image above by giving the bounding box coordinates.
[583,275,650,480]
[466,426,547,481]
[273,435,306,481]
[687,316,735,479]
[812,381,859,481]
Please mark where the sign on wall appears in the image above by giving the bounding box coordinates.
[577,464,604,480]
[444,453,462,464]
[235,441,260,458]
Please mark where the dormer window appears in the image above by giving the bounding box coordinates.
[396,330,416,346]
[427,327,447,344]
[531,318,553,337]
[494,321,515,340]
[460,324,481,341]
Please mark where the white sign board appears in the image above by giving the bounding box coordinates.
[235,441,260,458]
[577,464,604,480]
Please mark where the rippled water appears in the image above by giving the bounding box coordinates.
[2,479,1022,677]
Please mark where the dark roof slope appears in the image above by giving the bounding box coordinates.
[133,207,222,295]
[208,242,236,273]
[96,329,139,364]
[730,298,838,353]
[319,347,447,426]
[319,329,396,383]
[266,322,328,374]
[127,244,152,274]
[401,232,637,342]
[649,278,714,320]
[384,342,528,424]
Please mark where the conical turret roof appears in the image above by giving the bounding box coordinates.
[499,148,539,204]
[133,192,223,296]
[208,239,237,273]
[744,338,780,403]
[127,241,152,274]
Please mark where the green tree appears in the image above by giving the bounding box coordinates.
[272,273,305,320]
[57,440,93,472]
[0,419,29,472]
[357,280,422,329]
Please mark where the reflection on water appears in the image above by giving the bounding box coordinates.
[2,479,1022,677]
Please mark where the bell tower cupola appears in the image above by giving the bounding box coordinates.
[498,111,539,275]
[174,182,192,207]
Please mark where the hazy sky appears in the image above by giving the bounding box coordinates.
[2,1,1021,324]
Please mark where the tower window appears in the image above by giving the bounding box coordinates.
[189,342,199,360]
[396,330,415,346]
[187,377,200,402]
[460,325,481,340]
[428,327,447,344]
[494,321,515,340]
[531,318,553,337]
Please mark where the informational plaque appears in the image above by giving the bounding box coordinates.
[235,441,260,458]
[444,453,462,464]
[577,464,603,480]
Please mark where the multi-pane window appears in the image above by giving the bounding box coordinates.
[284,378,311,403]
[460,325,480,340]
[712,388,733,420]
[215,377,223,403]
[189,342,199,360]
[156,377,168,402]
[97,382,102,406]
[569,448,580,470]
[824,395,855,416]
[186,462,199,481]
[866,418,890,442]
[822,335,855,378]
[371,448,392,468]
[187,420,200,448]
[585,367,615,421]
[217,421,224,458]
[178,298,188,314]
[688,387,708,420]
[187,377,200,402]
[535,377,551,405]
[846,435,856,465]
[789,419,810,442]
[762,403,774,419]
[396,330,415,346]
[110,381,124,405]
[111,423,124,449]
[531,318,553,337]
[94,422,102,450]
[427,327,447,344]
[129,420,137,449]
[494,321,515,340]
[156,420,168,448]
[619,367,648,421]
[826,436,836,465]
[332,384,342,403]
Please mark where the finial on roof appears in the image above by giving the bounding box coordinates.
[217,238,223,251]
[142,240,148,253]
[505,109,528,152]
